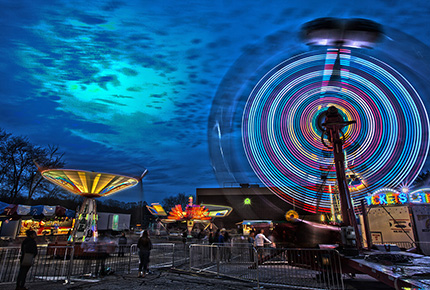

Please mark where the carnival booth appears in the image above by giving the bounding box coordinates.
[0,203,75,241]
[362,187,430,255]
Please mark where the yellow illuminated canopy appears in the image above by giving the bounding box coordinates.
[146,203,168,216]
[41,169,139,198]
[201,204,233,218]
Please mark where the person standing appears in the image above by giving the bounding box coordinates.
[118,232,127,257]
[137,230,152,277]
[16,230,38,290]
[214,229,220,244]
[248,231,256,262]
[218,229,225,261]
[208,231,214,244]
[254,229,273,262]
[224,230,232,262]
[181,229,187,249]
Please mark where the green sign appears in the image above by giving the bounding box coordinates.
[112,214,119,231]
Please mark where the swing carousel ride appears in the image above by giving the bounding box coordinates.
[39,167,146,242]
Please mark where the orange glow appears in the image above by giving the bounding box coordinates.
[167,204,211,222]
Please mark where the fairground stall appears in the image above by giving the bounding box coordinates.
[0,202,75,242]
[362,187,430,255]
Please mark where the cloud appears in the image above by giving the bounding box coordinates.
[1,0,430,205]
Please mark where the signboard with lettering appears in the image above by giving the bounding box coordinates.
[365,188,430,206]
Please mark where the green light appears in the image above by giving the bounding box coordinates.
[244,198,251,205]
[112,214,119,231]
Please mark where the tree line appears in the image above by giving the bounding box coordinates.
[0,128,196,227]
[0,129,66,204]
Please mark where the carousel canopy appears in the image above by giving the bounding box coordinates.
[41,169,139,198]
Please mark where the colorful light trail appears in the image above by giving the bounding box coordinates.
[242,49,430,213]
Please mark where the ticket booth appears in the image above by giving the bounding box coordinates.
[362,187,430,255]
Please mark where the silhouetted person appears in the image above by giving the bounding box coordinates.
[118,232,127,257]
[214,229,220,244]
[224,231,231,262]
[16,230,38,290]
[182,229,187,248]
[137,230,152,277]
[248,231,255,262]
[197,230,205,240]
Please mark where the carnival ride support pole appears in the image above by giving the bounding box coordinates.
[361,200,372,250]
[323,106,362,250]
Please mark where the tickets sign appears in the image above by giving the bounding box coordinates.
[365,188,430,206]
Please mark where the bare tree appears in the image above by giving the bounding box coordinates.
[27,145,65,201]
[0,129,65,203]
[161,193,195,212]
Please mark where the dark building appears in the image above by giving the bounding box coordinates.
[196,185,314,229]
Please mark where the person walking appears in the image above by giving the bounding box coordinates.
[137,230,152,277]
[118,232,127,257]
[16,230,38,290]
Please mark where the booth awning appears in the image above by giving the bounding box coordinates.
[0,203,75,218]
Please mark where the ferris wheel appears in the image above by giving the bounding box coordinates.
[209,18,430,214]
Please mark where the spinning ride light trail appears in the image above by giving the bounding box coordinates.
[241,44,430,214]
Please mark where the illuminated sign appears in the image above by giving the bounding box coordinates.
[112,214,119,231]
[366,188,430,206]
[244,198,251,205]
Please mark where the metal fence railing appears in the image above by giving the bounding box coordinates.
[0,242,185,284]
[190,244,220,275]
[0,247,20,283]
[189,244,344,290]
[2,242,344,289]
[130,243,175,270]
[257,248,344,290]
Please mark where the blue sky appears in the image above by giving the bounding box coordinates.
[1,0,430,205]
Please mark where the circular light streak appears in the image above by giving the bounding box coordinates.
[242,49,430,213]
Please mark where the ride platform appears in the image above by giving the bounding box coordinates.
[341,251,430,289]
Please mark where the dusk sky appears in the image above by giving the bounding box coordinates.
[1,0,430,206]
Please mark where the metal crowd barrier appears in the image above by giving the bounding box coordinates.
[3,242,344,289]
[189,244,344,290]
[0,242,191,285]
[0,243,149,283]
[0,247,21,283]
[129,243,175,270]
[257,247,344,290]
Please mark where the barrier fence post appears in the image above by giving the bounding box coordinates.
[0,248,8,282]
[254,247,259,289]
[66,245,75,284]
[189,245,192,271]
[128,244,132,274]
[216,245,220,278]
[172,244,175,268]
